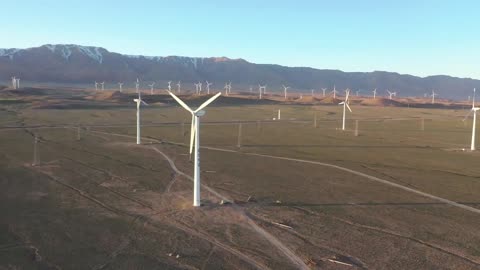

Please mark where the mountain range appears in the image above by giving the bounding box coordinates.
[0,44,478,100]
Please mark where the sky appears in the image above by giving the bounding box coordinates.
[2,0,480,79]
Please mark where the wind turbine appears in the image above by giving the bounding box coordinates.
[149,82,155,94]
[206,81,212,94]
[94,81,98,91]
[198,82,203,94]
[311,89,314,97]
[322,88,327,97]
[464,88,479,151]
[372,88,377,99]
[167,91,222,207]
[387,90,396,100]
[339,89,352,131]
[227,82,232,95]
[282,85,290,100]
[167,81,172,92]
[176,81,181,93]
[194,83,200,94]
[118,82,123,92]
[11,77,16,89]
[101,82,105,91]
[259,85,266,99]
[135,78,140,93]
[16,78,20,89]
[431,90,437,104]
[224,83,229,96]
[133,92,148,145]
[355,90,360,96]
[331,85,338,99]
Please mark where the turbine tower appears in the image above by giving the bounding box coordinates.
[176,81,181,93]
[167,81,172,92]
[101,82,105,91]
[339,89,353,131]
[11,77,17,89]
[118,82,123,92]
[167,91,222,207]
[464,88,479,151]
[16,78,20,89]
[372,88,377,99]
[282,85,290,100]
[133,92,148,144]
[94,81,98,91]
[321,88,326,97]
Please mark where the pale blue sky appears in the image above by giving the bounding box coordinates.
[2,1,479,79]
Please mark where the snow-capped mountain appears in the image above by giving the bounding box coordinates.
[0,44,478,99]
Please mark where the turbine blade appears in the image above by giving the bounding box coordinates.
[195,92,222,113]
[190,115,195,154]
[346,103,352,112]
[339,101,345,105]
[168,91,193,112]
[141,100,149,106]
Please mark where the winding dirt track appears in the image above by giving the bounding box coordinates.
[151,146,310,270]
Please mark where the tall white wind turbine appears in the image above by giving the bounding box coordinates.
[135,78,140,93]
[322,88,327,97]
[101,82,105,91]
[206,81,212,94]
[133,91,148,145]
[431,90,437,104]
[118,82,123,92]
[224,83,229,96]
[331,85,338,99]
[282,85,290,100]
[387,90,396,100]
[94,81,98,91]
[149,82,155,94]
[372,88,377,99]
[464,88,479,151]
[16,78,20,89]
[167,91,222,207]
[339,89,352,131]
[176,81,181,93]
[167,81,172,92]
[11,77,16,89]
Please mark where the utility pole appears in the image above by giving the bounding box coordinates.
[32,136,39,166]
[237,123,242,148]
[355,120,359,136]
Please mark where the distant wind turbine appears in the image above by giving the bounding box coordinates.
[321,88,327,97]
[339,89,353,131]
[101,82,105,91]
[282,85,290,100]
[331,85,338,99]
[176,81,181,93]
[118,82,123,92]
[387,90,396,100]
[464,88,479,151]
[148,82,155,94]
[135,78,140,93]
[94,81,98,91]
[133,91,148,144]
[431,90,437,104]
[167,81,172,92]
[206,81,212,94]
[372,88,377,99]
